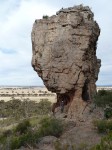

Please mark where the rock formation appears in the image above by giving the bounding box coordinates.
[31,5,101,120]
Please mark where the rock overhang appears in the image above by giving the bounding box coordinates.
[31,5,101,119]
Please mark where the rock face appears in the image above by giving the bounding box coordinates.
[31,5,101,120]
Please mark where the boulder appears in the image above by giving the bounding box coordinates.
[31,5,101,120]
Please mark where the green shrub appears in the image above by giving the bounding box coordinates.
[93,120,112,133]
[91,132,112,150]
[11,131,38,149]
[1,130,37,150]
[93,120,107,133]
[2,129,12,137]
[94,90,112,108]
[104,107,112,119]
[37,99,51,115]
[10,136,21,149]
[98,90,108,96]
[43,15,49,19]
[14,119,31,134]
[0,130,12,146]
[0,117,63,149]
[0,134,6,144]
[38,117,63,137]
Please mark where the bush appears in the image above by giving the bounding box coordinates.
[10,136,21,149]
[93,120,107,133]
[38,117,63,137]
[0,128,38,150]
[98,90,108,96]
[43,15,49,19]
[14,119,31,134]
[104,107,112,119]
[93,120,112,133]
[10,131,39,149]
[37,99,51,115]
[0,99,52,121]
[0,117,63,149]
[91,132,112,150]
[94,90,112,108]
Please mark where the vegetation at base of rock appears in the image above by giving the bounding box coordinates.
[0,117,63,149]
[93,90,112,119]
[0,99,53,149]
[38,117,63,137]
[0,99,51,127]
[93,119,112,133]
[0,120,33,149]
[91,91,112,149]
[91,132,112,150]
[94,90,112,108]
[14,119,31,134]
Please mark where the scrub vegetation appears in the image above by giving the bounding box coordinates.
[1,90,112,149]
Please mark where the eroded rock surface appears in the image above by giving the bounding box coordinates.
[31,5,101,120]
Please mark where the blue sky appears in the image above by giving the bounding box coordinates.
[0,0,112,86]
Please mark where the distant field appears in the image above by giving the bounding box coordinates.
[0,86,56,103]
[1,86,111,102]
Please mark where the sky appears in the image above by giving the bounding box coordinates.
[0,0,111,86]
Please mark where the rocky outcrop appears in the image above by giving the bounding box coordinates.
[31,5,101,120]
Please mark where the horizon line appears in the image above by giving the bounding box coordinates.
[0,85,112,87]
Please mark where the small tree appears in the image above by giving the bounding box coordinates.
[37,99,51,115]
[43,15,49,19]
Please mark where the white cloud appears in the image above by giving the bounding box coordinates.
[0,0,57,86]
[0,0,112,86]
